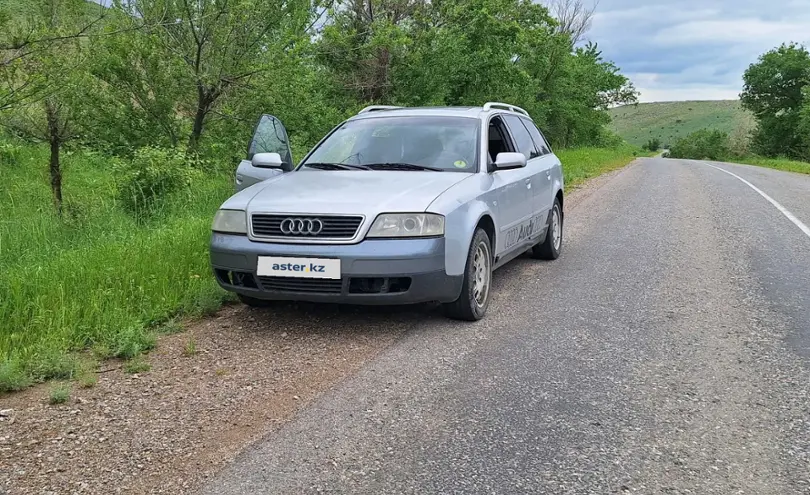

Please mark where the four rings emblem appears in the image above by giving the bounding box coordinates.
[280,218,324,235]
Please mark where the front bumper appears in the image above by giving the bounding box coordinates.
[209,233,463,305]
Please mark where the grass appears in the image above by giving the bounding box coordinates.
[0,141,233,392]
[183,336,198,357]
[608,100,755,148]
[729,156,810,175]
[123,357,151,374]
[557,144,648,188]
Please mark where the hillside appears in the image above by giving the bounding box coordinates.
[608,100,755,148]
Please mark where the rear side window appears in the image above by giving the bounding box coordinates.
[503,114,537,160]
[523,119,551,155]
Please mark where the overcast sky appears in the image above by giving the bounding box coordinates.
[586,0,810,102]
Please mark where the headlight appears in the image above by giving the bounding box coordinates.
[212,209,247,234]
[366,213,445,238]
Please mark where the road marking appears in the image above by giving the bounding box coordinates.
[703,162,810,239]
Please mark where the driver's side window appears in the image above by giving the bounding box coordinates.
[487,116,514,163]
[248,115,293,168]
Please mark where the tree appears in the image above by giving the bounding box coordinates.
[740,42,810,158]
[545,0,597,46]
[1,0,97,215]
[116,0,314,151]
[0,0,107,111]
[84,9,187,153]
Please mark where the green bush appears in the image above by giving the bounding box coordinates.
[116,146,198,220]
[643,138,661,151]
[667,129,730,160]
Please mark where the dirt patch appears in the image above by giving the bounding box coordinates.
[0,302,435,494]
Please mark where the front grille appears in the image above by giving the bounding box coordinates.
[258,276,343,294]
[251,214,363,239]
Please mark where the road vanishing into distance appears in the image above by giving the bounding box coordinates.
[203,158,810,494]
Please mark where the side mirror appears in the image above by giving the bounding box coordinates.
[494,152,527,170]
[252,152,284,169]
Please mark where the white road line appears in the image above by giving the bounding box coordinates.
[703,162,810,239]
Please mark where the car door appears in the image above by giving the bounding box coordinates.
[522,119,558,216]
[487,115,534,257]
[502,114,551,222]
[235,114,294,192]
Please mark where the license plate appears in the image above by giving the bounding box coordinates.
[257,256,341,280]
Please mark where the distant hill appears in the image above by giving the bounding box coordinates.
[608,100,755,148]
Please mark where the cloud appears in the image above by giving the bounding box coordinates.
[654,19,810,46]
[587,0,810,102]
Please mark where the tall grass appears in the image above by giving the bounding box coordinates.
[0,143,233,391]
[556,144,646,188]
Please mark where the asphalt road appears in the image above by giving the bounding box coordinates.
[202,158,810,494]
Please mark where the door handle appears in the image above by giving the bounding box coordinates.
[525,178,531,189]
[546,170,551,180]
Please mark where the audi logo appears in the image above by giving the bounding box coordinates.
[280,218,324,235]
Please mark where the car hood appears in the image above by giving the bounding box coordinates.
[238,170,472,215]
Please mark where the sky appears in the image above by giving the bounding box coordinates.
[586,0,810,102]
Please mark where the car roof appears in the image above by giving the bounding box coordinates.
[347,105,532,122]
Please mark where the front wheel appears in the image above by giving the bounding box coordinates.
[532,198,562,260]
[443,228,492,321]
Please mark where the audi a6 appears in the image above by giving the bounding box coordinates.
[209,102,564,320]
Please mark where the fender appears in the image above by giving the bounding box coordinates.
[440,199,497,276]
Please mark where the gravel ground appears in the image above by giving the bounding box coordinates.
[0,302,434,494]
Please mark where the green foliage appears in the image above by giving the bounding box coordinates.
[116,147,198,220]
[667,129,730,161]
[48,383,70,404]
[0,358,32,392]
[741,43,810,159]
[643,138,661,152]
[315,0,637,149]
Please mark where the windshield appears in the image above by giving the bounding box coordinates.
[300,116,480,172]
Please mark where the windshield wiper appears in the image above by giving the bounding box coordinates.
[303,162,371,171]
[365,163,444,172]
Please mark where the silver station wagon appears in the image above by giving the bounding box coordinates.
[209,102,564,320]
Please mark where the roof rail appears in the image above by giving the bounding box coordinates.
[482,102,530,117]
[358,105,403,114]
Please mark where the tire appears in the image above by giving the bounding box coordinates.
[532,197,563,260]
[443,228,493,321]
[237,293,274,308]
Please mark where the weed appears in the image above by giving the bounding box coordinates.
[48,383,70,405]
[183,336,198,357]
[160,319,184,335]
[110,327,157,360]
[124,358,151,374]
[77,371,98,389]
[75,359,99,388]
[0,359,33,393]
